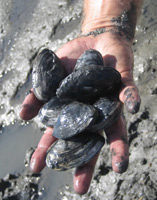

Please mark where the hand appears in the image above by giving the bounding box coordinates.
[20,32,141,194]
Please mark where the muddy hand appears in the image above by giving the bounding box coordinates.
[19,0,143,193]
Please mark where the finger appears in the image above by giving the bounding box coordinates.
[105,115,129,173]
[19,89,43,120]
[103,52,141,114]
[73,154,98,195]
[30,127,57,173]
[119,80,141,114]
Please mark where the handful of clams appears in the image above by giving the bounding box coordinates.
[32,48,122,171]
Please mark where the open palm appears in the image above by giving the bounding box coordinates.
[20,32,141,194]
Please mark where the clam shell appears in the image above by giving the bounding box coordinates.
[56,65,121,103]
[46,131,105,171]
[32,49,66,103]
[53,101,98,139]
[90,97,122,131]
[38,96,72,127]
[74,49,104,71]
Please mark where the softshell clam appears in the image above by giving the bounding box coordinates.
[52,101,98,139]
[32,49,66,103]
[46,131,105,171]
[56,65,121,103]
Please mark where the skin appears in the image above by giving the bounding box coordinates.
[20,0,142,195]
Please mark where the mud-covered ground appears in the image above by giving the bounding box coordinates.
[0,0,157,199]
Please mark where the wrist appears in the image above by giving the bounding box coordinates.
[82,0,143,41]
[82,16,118,33]
[82,0,123,33]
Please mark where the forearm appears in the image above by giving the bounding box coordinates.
[82,0,143,41]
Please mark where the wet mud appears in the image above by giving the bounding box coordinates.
[0,0,157,199]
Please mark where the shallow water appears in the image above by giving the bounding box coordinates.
[0,122,72,199]
[0,122,42,178]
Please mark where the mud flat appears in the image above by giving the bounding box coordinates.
[0,0,157,199]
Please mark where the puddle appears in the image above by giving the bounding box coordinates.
[0,122,41,177]
[0,122,72,199]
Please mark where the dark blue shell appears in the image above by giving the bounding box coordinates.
[74,49,104,71]
[46,131,105,171]
[90,97,122,131]
[53,101,98,139]
[32,49,66,102]
[38,96,72,127]
[56,65,121,103]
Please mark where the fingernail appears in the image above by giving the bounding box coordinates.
[75,179,79,188]
[20,104,29,111]
[19,105,24,114]
[19,104,25,118]
[115,160,129,173]
[19,104,30,120]
[124,87,141,114]
[132,101,140,113]
[30,158,36,172]
[125,100,140,114]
